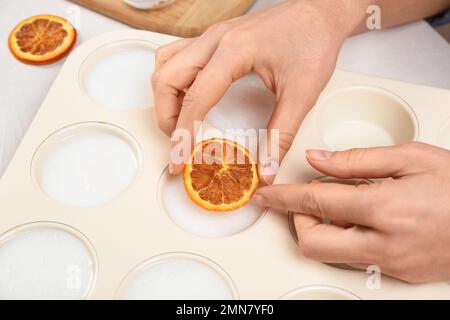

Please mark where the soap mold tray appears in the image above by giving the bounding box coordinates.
[1,30,450,299]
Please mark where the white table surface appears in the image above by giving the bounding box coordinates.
[1,0,450,177]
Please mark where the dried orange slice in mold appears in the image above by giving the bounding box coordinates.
[183,138,259,211]
[8,15,77,65]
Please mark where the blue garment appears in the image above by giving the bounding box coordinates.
[427,9,450,27]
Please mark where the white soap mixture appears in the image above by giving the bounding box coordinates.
[121,257,234,300]
[0,226,95,300]
[39,131,138,207]
[84,48,155,110]
[161,173,264,238]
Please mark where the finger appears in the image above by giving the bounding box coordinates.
[289,211,320,243]
[152,24,230,138]
[259,81,319,185]
[289,180,353,229]
[305,143,429,179]
[347,263,409,283]
[253,183,376,227]
[169,44,253,174]
[293,214,378,264]
[347,263,370,270]
[155,38,195,70]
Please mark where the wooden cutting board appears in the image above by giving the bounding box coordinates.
[69,0,256,37]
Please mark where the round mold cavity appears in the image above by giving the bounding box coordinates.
[80,40,157,111]
[288,176,372,271]
[317,86,418,151]
[438,118,450,150]
[32,122,142,207]
[0,222,97,300]
[158,167,266,238]
[116,252,238,300]
[280,285,359,300]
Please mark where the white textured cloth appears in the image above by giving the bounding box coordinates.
[1,0,450,176]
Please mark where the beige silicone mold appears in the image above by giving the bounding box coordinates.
[1,30,450,299]
[280,285,360,300]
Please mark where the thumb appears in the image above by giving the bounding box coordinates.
[305,143,428,179]
[259,85,314,185]
[169,45,252,175]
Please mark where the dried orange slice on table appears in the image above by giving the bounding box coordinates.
[8,15,77,65]
[184,138,259,211]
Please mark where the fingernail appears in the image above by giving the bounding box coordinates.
[261,175,275,186]
[306,150,333,161]
[252,193,268,207]
[259,158,279,185]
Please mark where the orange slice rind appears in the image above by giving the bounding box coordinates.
[183,138,259,211]
[8,14,77,65]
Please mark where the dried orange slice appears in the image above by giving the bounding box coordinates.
[183,138,259,211]
[8,15,77,65]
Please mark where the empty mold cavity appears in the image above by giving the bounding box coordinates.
[116,253,238,300]
[158,168,265,238]
[289,177,371,271]
[0,222,96,300]
[317,86,418,151]
[438,118,450,150]
[32,123,141,207]
[280,285,359,300]
[80,40,156,110]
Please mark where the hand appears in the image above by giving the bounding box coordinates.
[253,142,450,283]
[151,0,366,182]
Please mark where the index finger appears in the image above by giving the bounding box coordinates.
[169,43,253,174]
[254,182,378,227]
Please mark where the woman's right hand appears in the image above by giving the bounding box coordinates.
[151,0,367,183]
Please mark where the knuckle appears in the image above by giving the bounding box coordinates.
[344,148,368,175]
[182,87,200,110]
[155,45,169,62]
[298,188,323,218]
[156,117,168,132]
[183,86,198,108]
[204,22,230,36]
[404,141,430,158]
[220,29,251,48]
[407,141,426,151]
[156,119,167,134]
[155,114,171,135]
[361,184,387,226]
[277,132,296,157]
[298,237,316,259]
[151,70,164,87]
